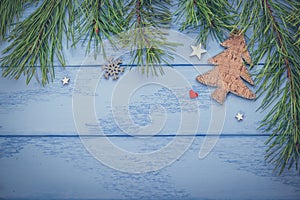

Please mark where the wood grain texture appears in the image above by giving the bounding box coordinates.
[0,21,264,136]
[1,4,298,200]
[0,136,299,200]
[0,66,265,136]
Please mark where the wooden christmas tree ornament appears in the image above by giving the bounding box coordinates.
[196,32,256,104]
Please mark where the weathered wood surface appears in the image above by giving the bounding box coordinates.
[1,64,300,199]
[0,136,300,200]
[0,63,266,136]
[1,4,300,200]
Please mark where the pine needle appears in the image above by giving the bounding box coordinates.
[72,0,125,59]
[175,0,235,45]
[236,0,300,174]
[0,0,39,41]
[0,0,74,85]
[0,0,299,175]
[121,0,177,76]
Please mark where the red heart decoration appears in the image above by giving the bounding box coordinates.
[189,89,198,99]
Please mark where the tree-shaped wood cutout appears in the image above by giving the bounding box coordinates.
[196,32,256,104]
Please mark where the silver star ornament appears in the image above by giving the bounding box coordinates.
[190,43,207,60]
[235,112,244,121]
[61,77,70,85]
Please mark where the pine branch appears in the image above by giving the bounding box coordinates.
[0,1,298,176]
[237,0,300,174]
[0,0,39,41]
[0,0,75,85]
[72,0,125,58]
[285,2,300,46]
[175,0,235,45]
[121,0,176,76]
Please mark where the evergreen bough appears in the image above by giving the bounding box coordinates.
[0,0,299,175]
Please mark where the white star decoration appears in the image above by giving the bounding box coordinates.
[235,112,244,121]
[190,43,207,60]
[61,77,70,85]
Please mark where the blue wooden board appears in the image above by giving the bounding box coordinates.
[0,66,266,136]
[0,29,266,136]
[0,136,300,200]
[1,3,300,200]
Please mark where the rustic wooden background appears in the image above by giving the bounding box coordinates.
[0,3,300,200]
